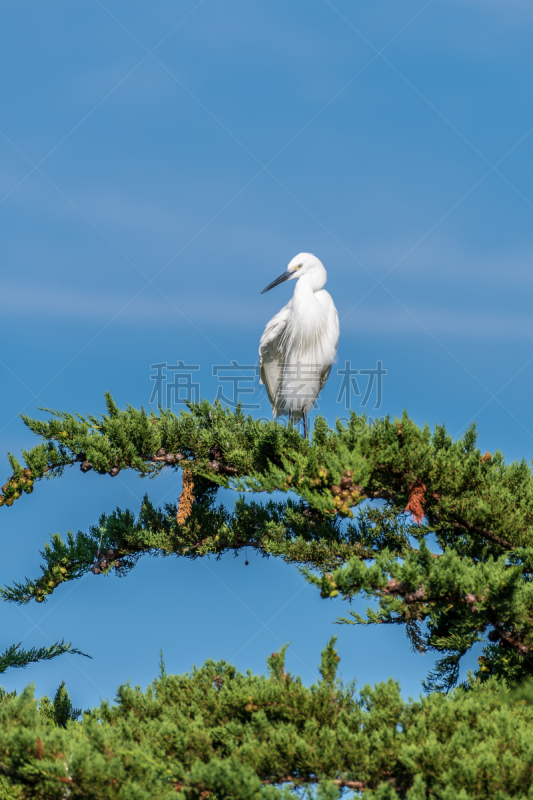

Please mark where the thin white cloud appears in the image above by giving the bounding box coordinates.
[341,304,532,340]
[3,281,532,341]
[0,284,260,328]
[357,239,533,289]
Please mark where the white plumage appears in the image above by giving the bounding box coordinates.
[259,253,339,437]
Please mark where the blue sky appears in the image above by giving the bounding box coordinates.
[2,0,533,708]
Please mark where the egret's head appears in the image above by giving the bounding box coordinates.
[261,253,325,294]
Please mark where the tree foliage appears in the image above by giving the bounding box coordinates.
[1,641,533,799]
[3,395,533,690]
[4,395,533,795]
[37,679,82,728]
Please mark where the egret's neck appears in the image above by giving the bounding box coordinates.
[294,269,326,299]
[287,272,328,357]
[278,261,330,359]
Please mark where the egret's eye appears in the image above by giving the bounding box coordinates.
[297,264,303,270]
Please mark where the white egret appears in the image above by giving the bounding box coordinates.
[259,253,339,438]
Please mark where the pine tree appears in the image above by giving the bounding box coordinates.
[2,394,533,796]
[37,680,81,728]
[0,640,532,798]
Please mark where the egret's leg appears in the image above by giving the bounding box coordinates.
[303,413,308,440]
[289,410,294,428]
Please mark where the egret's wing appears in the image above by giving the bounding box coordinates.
[259,303,291,416]
[319,363,333,394]
[317,305,340,394]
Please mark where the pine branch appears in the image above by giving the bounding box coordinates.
[311,541,533,682]
[0,640,89,674]
[1,497,411,604]
[3,398,530,555]
[5,396,533,688]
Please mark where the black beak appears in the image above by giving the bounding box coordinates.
[261,269,292,295]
